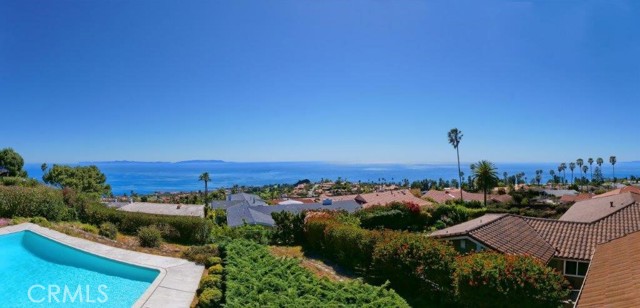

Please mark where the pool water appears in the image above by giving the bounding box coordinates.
[0,231,159,307]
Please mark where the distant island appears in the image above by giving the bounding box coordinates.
[79,160,225,164]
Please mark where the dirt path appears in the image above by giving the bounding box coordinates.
[269,246,356,282]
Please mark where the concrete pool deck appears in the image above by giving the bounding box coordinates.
[0,223,204,308]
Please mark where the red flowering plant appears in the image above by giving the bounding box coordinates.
[453,252,570,307]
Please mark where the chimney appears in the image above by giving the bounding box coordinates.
[610,201,614,208]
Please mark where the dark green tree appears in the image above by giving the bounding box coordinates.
[0,148,27,177]
[42,165,111,195]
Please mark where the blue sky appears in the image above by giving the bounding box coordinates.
[1,0,639,164]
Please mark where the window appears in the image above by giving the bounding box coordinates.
[460,240,466,249]
[564,260,589,277]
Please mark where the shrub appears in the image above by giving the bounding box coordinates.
[199,275,223,291]
[271,211,305,245]
[197,288,223,308]
[138,226,162,248]
[205,257,222,267]
[357,202,430,231]
[428,204,486,228]
[99,222,118,239]
[208,264,223,275]
[454,253,570,307]
[182,245,220,265]
[0,186,73,221]
[29,217,52,228]
[80,223,99,234]
[83,202,213,244]
[210,224,272,244]
[371,231,458,296]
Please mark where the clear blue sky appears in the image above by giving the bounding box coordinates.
[2,0,639,164]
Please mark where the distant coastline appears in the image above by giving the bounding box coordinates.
[79,160,225,164]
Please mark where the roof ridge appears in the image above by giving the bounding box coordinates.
[462,213,510,234]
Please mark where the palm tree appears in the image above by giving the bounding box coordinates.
[447,128,464,201]
[533,170,541,186]
[472,160,499,206]
[503,172,508,186]
[596,157,604,170]
[576,158,584,178]
[569,162,576,184]
[610,156,617,182]
[199,172,211,206]
[588,158,594,181]
[550,170,556,186]
[582,165,588,189]
[560,163,567,184]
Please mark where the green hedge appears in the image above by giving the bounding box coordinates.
[454,253,570,307]
[224,239,409,307]
[83,202,213,245]
[0,186,73,221]
[357,202,430,231]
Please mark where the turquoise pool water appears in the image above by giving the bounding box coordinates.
[0,231,159,307]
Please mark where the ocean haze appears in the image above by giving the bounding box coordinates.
[25,161,640,196]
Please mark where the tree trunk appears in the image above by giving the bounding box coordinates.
[456,147,463,202]
[483,183,487,207]
[204,181,208,206]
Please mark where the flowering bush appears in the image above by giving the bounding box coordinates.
[453,253,570,307]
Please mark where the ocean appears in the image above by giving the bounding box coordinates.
[24,161,640,196]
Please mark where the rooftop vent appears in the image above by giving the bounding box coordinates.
[610,201,614,208]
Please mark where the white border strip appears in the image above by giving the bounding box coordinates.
[0,223,204,308]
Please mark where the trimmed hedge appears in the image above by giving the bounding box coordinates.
[83,202,213,245]
[454,253,570,307]
[0,186,73,221]
[357,202,430,231]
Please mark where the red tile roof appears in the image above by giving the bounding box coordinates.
[593,185,640,198]
[430,214,556,263]
[424,189,512,204]
[576,231,640,307]
[323,189,431,208]
[433,193,640,262]
[559,192,640,222]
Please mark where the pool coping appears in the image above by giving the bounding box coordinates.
[0,223,204,307]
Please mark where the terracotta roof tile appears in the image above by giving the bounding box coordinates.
[324,189,431,207]
[576,231,640,307]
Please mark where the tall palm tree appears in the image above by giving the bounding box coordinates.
[576,158,584,178]
[503,172,508,186]
[588,158,594,181]
[550,170,556,186]
[569,162,576,184]
[199,172,211,207]
[447,128,464,201]
[472,160,499,206]
[596,157,604,170]
[560,163,567,184]
[610,156,617,182]
[581,165,588,189]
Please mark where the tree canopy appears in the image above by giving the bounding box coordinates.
[42,164,111,195]
[0,148,27,177]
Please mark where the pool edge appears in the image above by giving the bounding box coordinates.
[0,223,204,308]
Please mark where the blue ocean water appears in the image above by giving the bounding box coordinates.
[24,161,640,196]
[0,231,158,307]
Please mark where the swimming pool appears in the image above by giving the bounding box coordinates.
[0,230,160,307]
